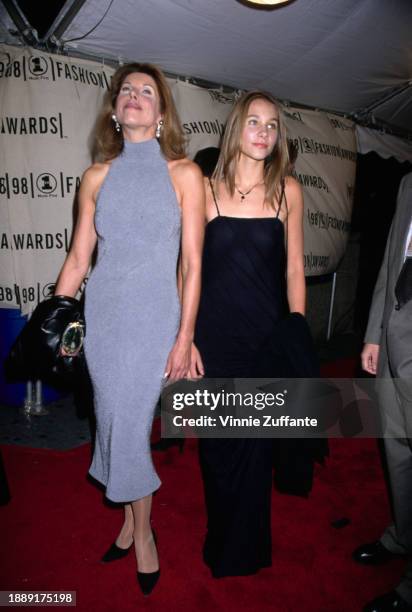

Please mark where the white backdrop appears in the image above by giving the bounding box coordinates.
[0,45,112,315]
[285,107,356,274]
[0,45,356,314]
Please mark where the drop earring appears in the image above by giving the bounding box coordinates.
[155,120,164,139]
[111,114,121,133]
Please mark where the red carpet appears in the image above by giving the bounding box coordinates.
[0,360,403,611]
[0,439,401,611]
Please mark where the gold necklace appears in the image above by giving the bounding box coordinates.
[235,180,264,202]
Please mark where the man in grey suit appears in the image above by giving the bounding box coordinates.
[353,172,412,612]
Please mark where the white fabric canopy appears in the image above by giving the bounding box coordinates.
[56,0,412,137]
[1,0,411,143]
[356,127,412,164]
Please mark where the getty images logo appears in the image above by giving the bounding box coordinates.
[28,56,49,77]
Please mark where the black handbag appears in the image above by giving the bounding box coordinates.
[4,295,86,385]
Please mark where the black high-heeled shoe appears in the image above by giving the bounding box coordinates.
[101,541,132,563]
[136,530,160,596]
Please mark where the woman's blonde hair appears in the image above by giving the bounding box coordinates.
[94,62,186,161]
[212,90,290,208]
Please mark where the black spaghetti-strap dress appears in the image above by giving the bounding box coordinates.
[196,182,327,577]
[195,182,288,578]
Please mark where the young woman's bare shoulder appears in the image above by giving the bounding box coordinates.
[203,175,212,191]
[284,175,302,196]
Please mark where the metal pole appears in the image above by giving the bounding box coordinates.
[22,380,33,414]
[45,0,87,44]
[1,0,39,46]
[32,379,48,415]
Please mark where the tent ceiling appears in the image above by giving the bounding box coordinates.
[1,0,412,136]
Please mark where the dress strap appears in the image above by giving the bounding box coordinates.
[208,178,221,216]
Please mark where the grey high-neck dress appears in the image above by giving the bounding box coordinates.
[84,138,181,502]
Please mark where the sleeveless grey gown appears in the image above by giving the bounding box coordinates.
[84,138,181,502]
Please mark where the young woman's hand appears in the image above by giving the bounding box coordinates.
[188,342,205,379]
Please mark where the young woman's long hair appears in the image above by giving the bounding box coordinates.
[94,62,186,161]
[212,90,290,208]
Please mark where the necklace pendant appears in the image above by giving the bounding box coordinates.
[236,179,263,203]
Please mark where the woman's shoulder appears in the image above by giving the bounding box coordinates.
[168,157,204,185]
[283,175,302,196]
[80,161,111,201]
[82,161,110,187]
[83,161,110,181]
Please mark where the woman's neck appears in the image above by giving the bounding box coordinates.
[122,125,155,143]
[235,156,264,188]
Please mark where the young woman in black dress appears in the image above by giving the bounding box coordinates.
[191,90,307,578]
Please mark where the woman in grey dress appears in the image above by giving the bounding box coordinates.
[54,63,204,595]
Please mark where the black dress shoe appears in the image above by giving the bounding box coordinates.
[136,530,160,596]
[353,541,405,566]
[137,568,160,596]
[101,541,132,563]
[364,590,412,611]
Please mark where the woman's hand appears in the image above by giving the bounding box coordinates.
[164,337,192,382]
[188,342,205,379]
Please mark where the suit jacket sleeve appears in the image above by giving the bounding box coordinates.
[364,173,411,345]
[364,219,394,345]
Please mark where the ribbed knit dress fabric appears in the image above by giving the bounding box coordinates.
[85,138,181,502]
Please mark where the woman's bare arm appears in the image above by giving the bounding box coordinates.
[54,164,108,297]
[284,176,306,315]
[166,159,205,380]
